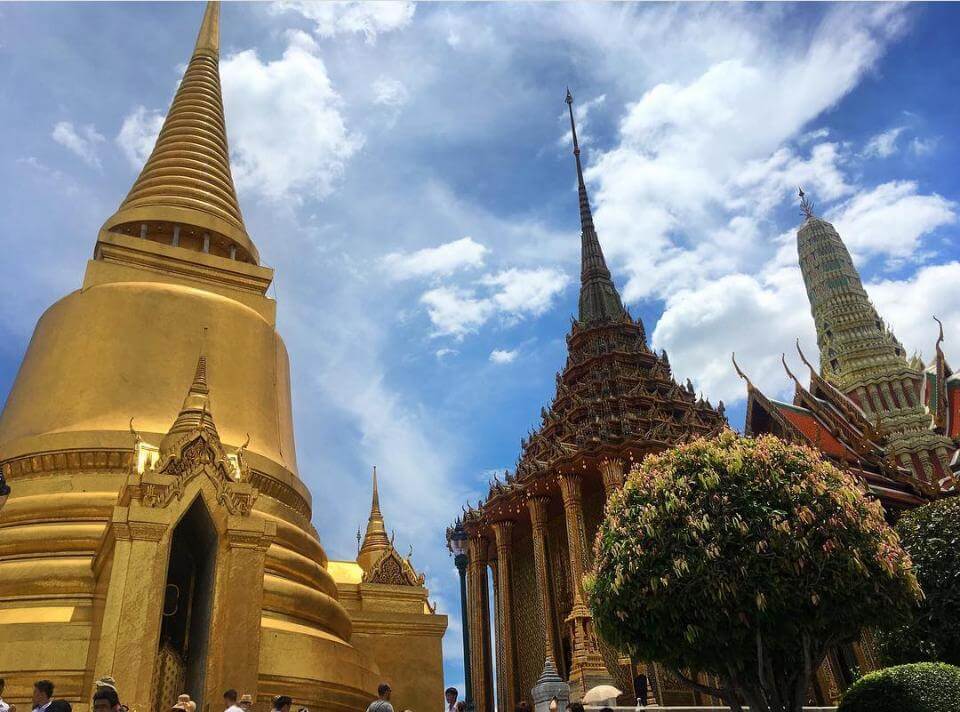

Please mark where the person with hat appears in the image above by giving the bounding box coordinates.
[239,695,253,712]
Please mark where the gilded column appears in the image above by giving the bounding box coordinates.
[204,520,276,703]
[599,458,625,497]
[559,472,615,698]
[527,496,558,667]
[491,520,517,712]
[466,535,493,712]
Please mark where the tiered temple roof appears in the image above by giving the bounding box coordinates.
[462,92,726,524]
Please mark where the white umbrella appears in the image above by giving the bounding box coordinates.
[582,685,623,705]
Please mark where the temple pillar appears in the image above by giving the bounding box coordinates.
[599,458,625,497]
[203,518,276,703]
[467,535,493,712]
[93,512,169,712]
[491,520,517,712]
[559,472,615,699]
[527,496,558,667]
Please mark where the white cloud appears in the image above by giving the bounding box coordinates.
[221,32,363,202]
[274,1,415,42]
[863,126,905,158]
[652,267,816,405]
[584,4,908,304]
[52,121,105,169]
[829,181,956,261]
[910,136,938,156]
[372,77,409,108]
[868,262,960,360]
[489,348,518,364]
[435,348,458,360]
[419,268,570,338]
[420,286,495,339]
[116,106,164,169]
[480,268,571,317]
[383,237,488,280]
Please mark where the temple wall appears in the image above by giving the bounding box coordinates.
[334,576,447,712]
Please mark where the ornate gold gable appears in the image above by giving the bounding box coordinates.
[127,355,258,516]
[362,548,425,587]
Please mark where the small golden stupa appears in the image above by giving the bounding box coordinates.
[0,3,444,710]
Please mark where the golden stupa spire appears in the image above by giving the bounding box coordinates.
[101,1,259,264]
[358,466,392,571]
[160,353,219,456]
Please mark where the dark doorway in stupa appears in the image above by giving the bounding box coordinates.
[155,497,219,710]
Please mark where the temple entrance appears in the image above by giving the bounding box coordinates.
[154,498,219,710]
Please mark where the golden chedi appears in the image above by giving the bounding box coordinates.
[0,4,444,711]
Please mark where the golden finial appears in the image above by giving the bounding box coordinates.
[194,1,220,58]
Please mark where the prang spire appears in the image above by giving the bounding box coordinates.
[101,1,259,264]
[565,89,626,325]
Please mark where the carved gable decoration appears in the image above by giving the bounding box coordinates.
[362,549,425,587]
[133,428,258,516]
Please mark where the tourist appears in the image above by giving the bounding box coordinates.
[46,702,70,712]
[455,703,465,712]
[92,688,121,712]
[239,695,253,712]
[224,690,243,712]
[444,687,458,712]
[366,684,393,712]
[32,682,54,712]
[271,696,292,712]
[0,678,12,712]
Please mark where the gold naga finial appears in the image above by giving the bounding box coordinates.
[798,186,816,220]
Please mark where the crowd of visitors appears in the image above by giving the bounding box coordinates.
[0,678,618,712]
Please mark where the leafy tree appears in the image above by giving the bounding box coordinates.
[586,430,920,712]
[837,662,960,712]
[877,495,960,666]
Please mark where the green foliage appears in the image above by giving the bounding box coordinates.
[587,430,920,711]
[877,496,960,666]
[837,662,960,712]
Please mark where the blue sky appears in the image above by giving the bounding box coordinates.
[2,1,960,695]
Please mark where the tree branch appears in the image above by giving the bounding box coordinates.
[668,667,730,703]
